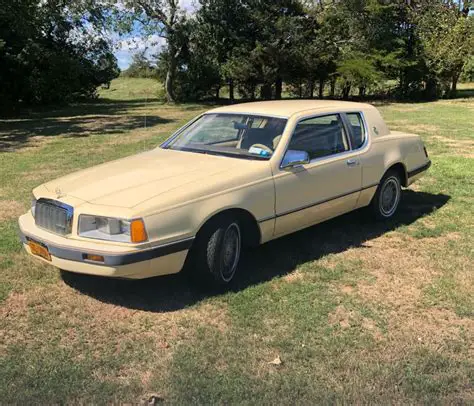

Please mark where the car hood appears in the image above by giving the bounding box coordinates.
[41,148,266,208]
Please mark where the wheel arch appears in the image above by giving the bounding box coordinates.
[195,208,262,248]
[384,162,408,187]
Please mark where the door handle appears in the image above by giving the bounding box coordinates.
[347,158,359,167]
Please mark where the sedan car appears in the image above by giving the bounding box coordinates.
[19,100,431,285]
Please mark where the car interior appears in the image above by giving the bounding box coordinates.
[288,116,349,159]
[168,113,364,160]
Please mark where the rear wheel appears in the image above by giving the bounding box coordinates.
[370,170,402,220]
[192,216,242,286]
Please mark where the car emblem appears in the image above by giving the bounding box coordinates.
[55,187,65,199]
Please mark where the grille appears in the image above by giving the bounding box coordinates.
[35,200,73,235]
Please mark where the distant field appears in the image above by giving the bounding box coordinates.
[99,77,164,101]
[0,78,473,403]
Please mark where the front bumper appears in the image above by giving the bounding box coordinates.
[18,213,193,279]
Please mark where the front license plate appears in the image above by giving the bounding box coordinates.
[28,239,51,261]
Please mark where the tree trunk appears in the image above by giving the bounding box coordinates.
[250,85,256,100]
[425,78,438,100]
[229,78,235,102]
[275,77,283,100]
[398,69,404,98]
[342,83,351,100]
[260,83,272,100]
[165,48,177,103]
[309,80,314,98]
[299,80,303,98]
[330,77,336,98]
[165,69,176,103]
[451,73,459,97]
[358,86,366,98]
[215,87,220,100]
[318,78,325,99]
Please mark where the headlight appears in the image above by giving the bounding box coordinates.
[78,215,148,243]
[31,196,37,218]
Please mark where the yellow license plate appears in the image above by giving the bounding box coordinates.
[28,239,51,261]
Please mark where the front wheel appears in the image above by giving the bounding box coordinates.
[193,216,242,286]
[370,170,402,220]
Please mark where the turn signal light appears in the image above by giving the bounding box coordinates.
[131,219,148,243]
[85,254,104,262]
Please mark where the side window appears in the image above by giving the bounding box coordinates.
[346,113,366,149]
[288,114,349,160]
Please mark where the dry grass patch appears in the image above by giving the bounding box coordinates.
[282,269,305,283]
[0,200,25,221]
[403,124,441,134]
[333,232,473,356]
[0,280,230,355]
[22,167,60,182]
[430,135,474,157]
[328,305,353,329]
[389,105,424,112]
[340,285,355,294]
[0,278,231,400]
[352,236,441,307]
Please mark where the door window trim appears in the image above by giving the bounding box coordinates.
[279,111,370,169]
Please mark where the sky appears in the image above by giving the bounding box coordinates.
[114,0,196,70]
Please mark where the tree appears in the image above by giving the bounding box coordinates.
[196,0,253,101]
[220,0,307,100]
[123,51,157,78]
[154,18,222,101]
[111,0,189,102]
[110,0,473,103]
[460,55,474,82]
[337,55,382,99]
[0,0,119,110]
[416,1,474,97]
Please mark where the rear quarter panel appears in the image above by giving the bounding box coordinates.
[361,132,427,188]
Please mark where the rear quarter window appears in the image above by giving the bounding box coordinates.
[346,113,366,149]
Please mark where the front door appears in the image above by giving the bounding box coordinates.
[273,113,362,237]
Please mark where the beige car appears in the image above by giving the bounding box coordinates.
[19,100,431,285]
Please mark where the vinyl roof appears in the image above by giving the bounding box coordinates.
[208,99,372,118]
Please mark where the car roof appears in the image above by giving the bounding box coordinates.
[208,100,372,118]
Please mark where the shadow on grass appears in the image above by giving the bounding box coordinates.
[0,100,176,152]
[62,190,450,312]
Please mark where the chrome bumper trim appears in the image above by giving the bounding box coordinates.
[19,231,194,267]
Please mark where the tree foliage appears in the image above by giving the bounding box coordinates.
[122,51,158,78]
[416,1,474,96]
[0,0,119,110]
[174,0,472,101]
[109,0,189,102]
[2,0,473,107]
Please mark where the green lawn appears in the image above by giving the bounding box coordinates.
[0,78,473,404]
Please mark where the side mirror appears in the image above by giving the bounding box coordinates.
[281,150,310,169]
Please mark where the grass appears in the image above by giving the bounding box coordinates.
[0,77,473,403]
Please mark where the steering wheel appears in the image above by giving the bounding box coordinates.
[249,143,273,155]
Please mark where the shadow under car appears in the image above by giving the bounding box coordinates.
[61,190,450,312]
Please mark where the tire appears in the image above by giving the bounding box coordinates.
[192,215,242,286]
[370,170,402,220]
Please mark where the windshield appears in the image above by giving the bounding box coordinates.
[163,113,288,160]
